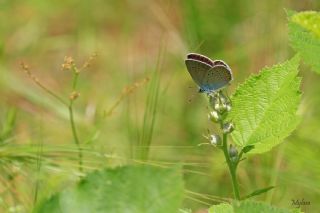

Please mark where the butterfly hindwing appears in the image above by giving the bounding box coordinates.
[202,65,232,91]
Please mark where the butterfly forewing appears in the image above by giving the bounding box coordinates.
[185,59,212,87]
[187,53,214,67]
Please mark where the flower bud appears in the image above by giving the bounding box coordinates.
[208,111,221,123]
[220,93,232,111]
[218,91,228,104]
[209,91,232,114]
[214,103,225,113]
[208,134,221,146]
[229,144,238,162]
[209,93,219,109]
[222,122,234,134]
[69,91,80,100]
[225,102,232,112]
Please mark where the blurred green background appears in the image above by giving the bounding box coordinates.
[0,0,319,212]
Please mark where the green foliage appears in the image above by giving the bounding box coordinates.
[34,165,184,213]
[291,11,320,37]
[209,203,233,213]
[229,55,301,154]
[139,65,161,160]
[288,10,320,73]
[0,108,17,143]
[0,1,319,212]
[241,145,254,154]
[179,209,192,213]
[209,200,302,213]
[243,186,274,199]
[232,200,302,213]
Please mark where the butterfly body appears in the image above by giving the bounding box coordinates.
[185,53,233,94]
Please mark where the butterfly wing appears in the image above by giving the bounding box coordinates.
[187,53,214,67]
[185,54,233,93]
[201,64,233,92]
[185,59,212,88]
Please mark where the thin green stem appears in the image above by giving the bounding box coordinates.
[39,84,68,107]
[72,71,79,90]
[69,67,82,173]
[220,124,241,200]
[69,102,83,172]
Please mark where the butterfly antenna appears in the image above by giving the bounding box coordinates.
[199,129,212,146]
[225,89,232,105]
[192,40,205,52]
[197,143,210,147]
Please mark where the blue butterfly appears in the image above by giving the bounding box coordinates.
[185,53,233,93]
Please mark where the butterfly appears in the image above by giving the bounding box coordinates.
[185,53,233,93]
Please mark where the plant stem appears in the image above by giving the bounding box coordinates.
[69,102,83,172]
[72,71,79,90]
[70,67,82,173]
[221,131,241,200]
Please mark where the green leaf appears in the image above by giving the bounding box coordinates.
[179,209,193,213]
[209,201,302,213]
[242,145,255,154]
[232,200,301,213]
[209,203,234,213]
[288,10,320,73]
[290,11,320,39]
[243,186,274,199]
[229,55,301,154]
[34,165,184,213]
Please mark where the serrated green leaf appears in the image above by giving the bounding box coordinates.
[288,10,320,73]
[34,165,184,213]
[209,201,301,213]
[209,203,234,213]
[229,55,301,154]
[291,11,320,38]
[243,186,274,199]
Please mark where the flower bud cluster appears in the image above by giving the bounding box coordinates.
[205,90,235,148]
[208,91,232,123]
[207,91,234,133]
[209,91,231,114]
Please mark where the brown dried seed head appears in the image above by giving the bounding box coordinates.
[82,52,98,69]
[20,62,29,71]
[69,91,80,100]
[62,56,75,71]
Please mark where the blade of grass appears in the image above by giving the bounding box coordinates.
[139,45,165,160]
